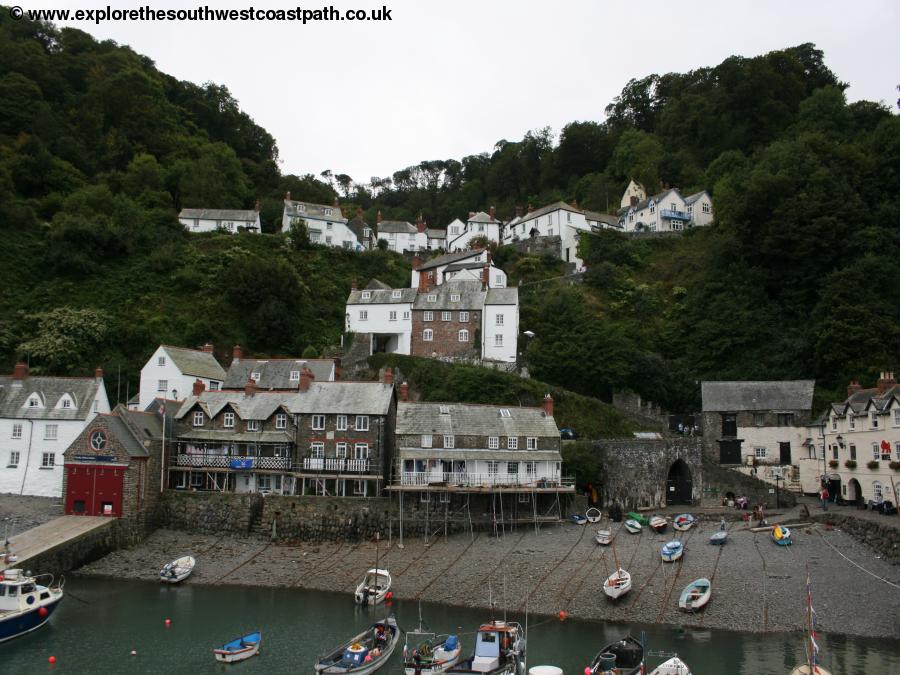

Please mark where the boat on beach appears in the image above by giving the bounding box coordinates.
[0,568,64,643]
[315,616,400,674]
[403,604,463,674]
[661,540,684,562]
[672,514,695,531]
[595,529,613,546]
[446,620,525,674]
[569,513,588,525]
[159,555,195,584]
[585,508,602,523]
[213,630,261,663]
[649,656,692,674]
[587,635,644,674]
[603,568,632,600]
[650,516,668,533]
[773,525,792,546]
[678,578,711,612]
[709,531,728,545]
[626,512,649,526]
[624,519,642,534]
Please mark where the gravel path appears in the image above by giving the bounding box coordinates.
[0,494,64,537]
[77,509,900,639]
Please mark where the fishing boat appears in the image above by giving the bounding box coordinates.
[159,555,195,584]
[403,604,463,674]
[709,531,728,545]
[213,630,261,663]
[790,569,832,675]
[602,568,632,600]
[315,616,400,674]
[446,620,525,674]
[672,514,695,531]
[678,578,711,612]
[626,512,649,526]
[587,635,644,674]
[661,540,684,562]
[569,513,588,525]
[649,516,668,533]
[624,519,642,534]
[585,508,602,524]
[773,525,792,546]
[595,529,612,546]
[0,568,64,643]
[355,568,392,605]
[649,656,692,674]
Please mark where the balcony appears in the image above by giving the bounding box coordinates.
[660,209,690,221]
[175,454,292,470]
[399,471,573,489]
[302,457,372,473]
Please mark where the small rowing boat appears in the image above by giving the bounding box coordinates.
[355,568,392,605]
[588,635,644,674]
[624,519,642,534]
[626,512,649,526]
[773,525,792,546]
[650,656,692,674]
[602,568,632,600]
[586,508,602,523]
[678,578,711,612]
[649,516,668,533]
[672,514,695,531]
[595,529,613,546]
[661,540,683,562]
[159,556,195,584]
[315,616,400,674]
[213,630,261,663]
[569,513,588,525]
[709,531,728,545]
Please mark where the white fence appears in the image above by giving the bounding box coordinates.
[399,471,572,488]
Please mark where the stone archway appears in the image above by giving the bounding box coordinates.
[666,459,693,505]
[847,478,863,506]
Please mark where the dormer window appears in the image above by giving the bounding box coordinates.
[250,372,261,382]
[500,409,511,418]
[290,370,300,381]
[247,420,260,432]
[27,395,42,408]
[439,405,450,415]
[451,294,460,302]
[193,411,204,427]
[58,394,75,409]
[392,290,402,299]
[324,208,333,216]
[361,291,372,299]
[427,294,437,302]
[298,204,306,212]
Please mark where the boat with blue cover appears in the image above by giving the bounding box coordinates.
[661,540,684,562]
[672,514,695,531]
[678,578,711,612]
[0,568,64,643]
[315,616,400,674]
[773,525,792,546]
[569,513,588,525]
[213,630,261,663]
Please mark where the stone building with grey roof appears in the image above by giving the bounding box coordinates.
[0,363,111,497]
[178,206,261,234]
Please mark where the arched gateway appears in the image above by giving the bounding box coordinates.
[666,459,693,505]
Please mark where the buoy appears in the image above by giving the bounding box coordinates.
[584,667,591,675]
[130,650,137,656]
[38,606,48,617]
[48,656,56,664]
[558,610,567,622]
[385,591,393,600]
[165,618,171,627]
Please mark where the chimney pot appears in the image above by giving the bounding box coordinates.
[515,205,523,218]
[399,381,409,402]
[245,377,257,397]
[416,213,426,233]
[847,379,862,398]
[351,278,358,291]
[232,344,243,363]
[418,270,429,292]
[192,378,206,396]
[489,205,496,220]
[202,342,214,353]
[95,366,104,381]
[299,366,314,392]
[376,210,383,224]
[12,362,28,380]
[876,371,897,394]
[334,357,342,382]
[542,393,554,418]
[468,212,475,220]
[383,367,394,386]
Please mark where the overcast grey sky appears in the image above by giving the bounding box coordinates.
[38,0,899,182]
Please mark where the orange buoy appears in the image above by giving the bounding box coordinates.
[48,656,57,664]
[558,610,568,622]
[165,618,171,627]
[38,606,48,618]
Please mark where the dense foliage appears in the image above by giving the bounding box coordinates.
[1,11,897,415]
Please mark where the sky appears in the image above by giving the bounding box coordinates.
[33,0,900,182]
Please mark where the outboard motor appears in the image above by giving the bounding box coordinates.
[598,652,616,674]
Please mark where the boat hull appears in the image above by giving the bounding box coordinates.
[0,595,62,643]
[603,570,632,600]
[661,542,684,562]
[585,508,602,524]
[789,667,832,675]
[624,520,641,534]
[650,656,692,674]
[403,645,462,674]
[315,617,400,674]
[678,579,710,612]
[214,642,260,663]
[709,532,728,545]
[595,530,612,546]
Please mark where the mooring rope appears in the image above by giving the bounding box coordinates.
[817,528,900,590]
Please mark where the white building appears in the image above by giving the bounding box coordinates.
[345,281,417,356]
[375,212,428,253]
[282,194,361,250]
[137,345,226,411]
[178,206,261,234]
[620,180,647,209]
[619,188,714,233]
[411,250,506,291]
[800,373,900,505]
[447,209,502,251]
[425,227,446,251]
[0,363,110,497]
[482,288,519,363]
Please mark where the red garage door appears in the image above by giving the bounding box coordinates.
[65,465,125,517]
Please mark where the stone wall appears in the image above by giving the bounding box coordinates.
[701,459,797,508]
[811,512,900,565]
[507,235,561,258]
[156,491,263,535]
[611,390,669,430]
[593,438,703,510]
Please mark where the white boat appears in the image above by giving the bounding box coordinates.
[403,604,462,674]
[790,570,832,675]
[678,578,711,612]
[595,529,613,546]
[661,540,683,562]
[355,568,392,605]
[159,555,195,584]
[672,514,695,531]
[213,630,261,663]
[316,616,400,674]
[650,656,692,674]
[602,568,632,600]
[624,519,642,534]
[709,531,728,545]
[649,516,668,533]
[585,508,602,523]
[446,620,525,674]
[0,569,64,642]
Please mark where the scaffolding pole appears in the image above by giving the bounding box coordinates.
[532,488,539,534]
[399,490,404,548]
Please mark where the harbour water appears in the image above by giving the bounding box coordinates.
[3,578,899,673]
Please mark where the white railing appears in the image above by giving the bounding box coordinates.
[399,471,572,488]
[303,457,372,473]
[175,454,291,470]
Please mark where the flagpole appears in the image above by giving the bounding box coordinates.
[160,401,166,494]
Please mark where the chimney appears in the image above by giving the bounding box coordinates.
[412,254,422,270]
[192,378,206,396]
[542,393,554,418]
[515,205,523,218]
[416,213,426,233]
[489,205,496,220]
[376,210,383,224]
[333,357,342,381]
[351,278,358,292]
[630,195,639,206]
[95,366,104,382]
[299,366,314,392]
[202,342,214,353]
[254,199,261,212]
[383,367,394,386]
[481,264,490,287]
[12,362,28,380]
[418,270,429,292]
[245,377,257,397]
[232,344,243,363]
[285,191,291,201]
[570,199,578,209]
[333,197,340,207]
[847,380,862,397]
[399,381,409,402]
[877,371,896,394]
[527,204,534,214]
[468,212,475,220]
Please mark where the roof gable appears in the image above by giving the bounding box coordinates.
[161,346,226,381]
[701,380,815,412]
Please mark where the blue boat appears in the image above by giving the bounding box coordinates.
[214,630,261,663]
[660,540,684,562]
[569,514,588,525]
[0,568,64,643]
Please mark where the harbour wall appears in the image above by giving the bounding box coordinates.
[812,512,900,565]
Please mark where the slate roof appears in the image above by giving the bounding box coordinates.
[443,262,487,273]
[834,384,900,414]
[584,210,619,227]
[178,209,258,222]
[224,359,336,390]
[347,214,373,243]
[413,280,485,310]
[162,346,226,381]
[485,288,518,305]
[347,286,417,305]
[516,201,581,226]
[425,228,446,239]
[467,211,500,224]
[417,250,484,272]
[683,190,709,206]
[396,402,560,437]
[377,220,417,234]
[283,199,348,223]
[366,279,392,290]
[0,375,102,421]
[701,380,815,412]
[179,429,294,443]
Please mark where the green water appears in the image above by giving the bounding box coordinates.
[2,578,898,673]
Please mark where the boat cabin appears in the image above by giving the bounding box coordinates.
[452,621,521,673]
[0,570,49,614]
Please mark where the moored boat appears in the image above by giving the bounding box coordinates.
[602,568,632,600]
[213,630,261,663]
[789,570,832,675]
[159,555,195,584]
[649,516,668,533]
[587,635,644,674]
[0,568,64,643]
[661,540,684,562]
[446,620,525,674]
[624,519,642,534]
[595,529,612,546]
[773,525,792,546]
[355,568,392,605]
[678,578,711,612]
[672,514,695,531]
[585,508,602,524]
[649,656,692,674]
[403,604,462,675]
[315,616,400,674]
[569,513,588,525]
[709,531,728,545]
[625,512,649,526]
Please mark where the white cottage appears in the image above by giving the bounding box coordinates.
[447,209,502,251]
[0,363,110,497]
[178,206,261,234]
[619,188,714,233]
[137,345,226,411]
[283,194,360,250]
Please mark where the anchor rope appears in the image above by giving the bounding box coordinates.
[816,528,900,590]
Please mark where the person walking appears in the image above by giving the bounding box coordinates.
[820,485,830,511]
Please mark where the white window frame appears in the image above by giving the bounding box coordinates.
[488,436,499,449]
[275,413,287,430]
[527,437,537,450]
[495,314,504,326]
[831,416,837,431]
[359,310,368,321]
[459,311,469,323]
[193,411,204,427]
[872,443,880,461]
[424,311,434,322]
[423,329,433,342]
[361,290,371,299]
[507,437,518,450]
[422,434,433,448]
[443,435,455,448]
[403,311,410,320]
[246,419,260,432]
[871,412,879,429]
[389,311,397,321]
[392,290,402,299]
[458,329,469,342]
[355,415,369,431]
[442,311,452,322]
[849,415,856,431]
[894,409,900,427]
[450,294,460,302]
[310,442,325,459]
[41,452,55,468]
[158,356,166,366]
[354,480,366,496]
[312,414,325,430]
[336,415,348,431]
[208,381,220,391]
[487,461,498,476]
[290,370,300,381]
[427,294,437,302]
[754,447,767,459]
[9,450,20,467]
[500,409,511,418]
[336,442,348,459]
[353,443,369,460]
[494,334,503,346]
[11,423,22,439]
[157,379,168,392]
[507,461,519,475]
[526,461,536,475]
[223,412,235,428]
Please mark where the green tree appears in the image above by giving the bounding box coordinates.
[18,307,110,373]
